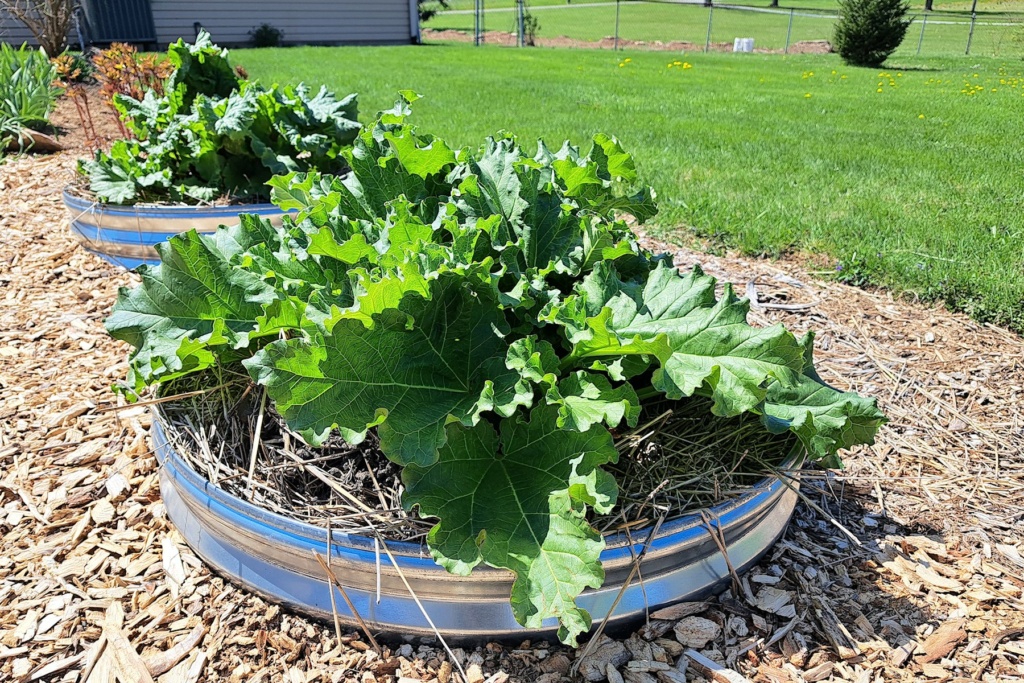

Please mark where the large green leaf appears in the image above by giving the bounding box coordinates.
[78,149,137,204]
[209,88,258,137]
[243,275,516,464]
[455,137,529,241]
[762,333,887,467]
[105,230,275,391]
[563,262,806,416]
[403,405,618,645]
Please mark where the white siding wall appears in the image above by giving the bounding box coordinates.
[150,0,414,47]
[3,1,414,48]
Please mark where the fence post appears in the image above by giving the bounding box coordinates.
[614,0,621,51]
[965,12,976,54]
[704,5,713,52]
[917,14,926,55]
[517,0,525,47]
[474,0,481,45]
[784,8,794,54]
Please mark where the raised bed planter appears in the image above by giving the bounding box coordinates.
[63,187,286,269]
[152,409,803,642]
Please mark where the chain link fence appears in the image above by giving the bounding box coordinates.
[422,1,1024,58]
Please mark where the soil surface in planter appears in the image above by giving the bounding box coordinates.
[157,375,800,544]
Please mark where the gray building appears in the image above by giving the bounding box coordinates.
[1,0,419,50]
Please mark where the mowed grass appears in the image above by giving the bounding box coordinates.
[426,2,1024,59]
[440,0,1024,13]
[237,45,1024,333]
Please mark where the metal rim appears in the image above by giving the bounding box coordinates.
[62,186,286,269]
[62,186,284,219]
[152,405,803,640]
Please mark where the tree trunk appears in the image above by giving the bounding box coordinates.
[924,0,933,10]
[1,0,75,56]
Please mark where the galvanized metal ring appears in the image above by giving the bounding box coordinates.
[62,187,286,269]
[153,407,802,641]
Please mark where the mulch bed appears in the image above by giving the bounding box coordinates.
[1,142,1022,683]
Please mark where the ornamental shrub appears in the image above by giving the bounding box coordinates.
[107,94,886,644]
[833,0,911,67]
[249,23,284,48]
[78,31,359,205]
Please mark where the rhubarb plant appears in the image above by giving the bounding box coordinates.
[79,31,359,204]
[107,95,885,644]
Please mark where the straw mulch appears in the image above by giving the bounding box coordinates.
[1,151,1022,683]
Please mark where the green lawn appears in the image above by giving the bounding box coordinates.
[237,45,1024,333]
[426,2,1024,59]
[438,0,1024,13]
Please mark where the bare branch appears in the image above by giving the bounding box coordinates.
[1,0,77,56]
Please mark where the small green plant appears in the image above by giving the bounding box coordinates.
[0,43,62,148]
[107,93,886,645]
[418,0,450,22]
[833,0,911,67]
[523,5,540,46]
[78,31,359,205]
[249,23,284,48]
[0,43,62,128]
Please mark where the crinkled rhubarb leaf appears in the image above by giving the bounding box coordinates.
[546,371,640,432]
[402,405,618,645]
[762,333,887,467]
[506,337,559,385]
[105,230,275,392]
[243,275,517,464]
[562,261,806,416]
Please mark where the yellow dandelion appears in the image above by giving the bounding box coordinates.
[918,114,925,119]
[624,58,632,63]
[877,88,883,93]
[804,93,811,98]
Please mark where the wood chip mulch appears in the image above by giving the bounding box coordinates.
[1,152,1022,683]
